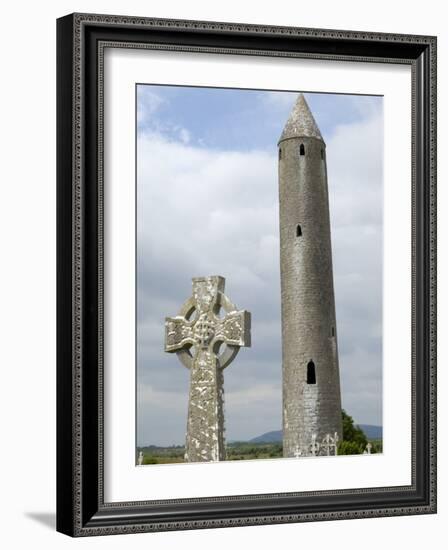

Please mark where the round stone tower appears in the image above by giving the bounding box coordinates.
[278,94,342,458]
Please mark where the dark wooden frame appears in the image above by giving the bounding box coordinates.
[57,13,437,537]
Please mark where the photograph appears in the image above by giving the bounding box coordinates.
[135,85,384,465]
[54,10,436,537]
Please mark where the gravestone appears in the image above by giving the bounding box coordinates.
[321,432,339,456]
[165,276,251,462]
[309,434,320,456]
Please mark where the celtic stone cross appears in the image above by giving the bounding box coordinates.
[165,276,251,462]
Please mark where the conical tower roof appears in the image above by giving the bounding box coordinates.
[279,94,324,143]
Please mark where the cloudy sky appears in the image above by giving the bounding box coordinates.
[136,85,383,446]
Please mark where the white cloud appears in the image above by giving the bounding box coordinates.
[178,127,191,144]
[137,87,195,145]
[137,383,189,446]
[258,90,296,110]
[326,108,383,426]
[137,87,166,127]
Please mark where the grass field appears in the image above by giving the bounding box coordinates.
[137,442,283,464]
[137,439,381,464]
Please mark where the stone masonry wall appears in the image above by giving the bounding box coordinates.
[278,136,342,457]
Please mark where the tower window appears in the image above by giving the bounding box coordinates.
[279,148,282,160]
[296,224,302,237]
[321,149,324,159]
[331,327,335,337]
[307,361,316,384]
[300,143,305,156]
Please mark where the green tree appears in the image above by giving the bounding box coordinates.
[338,440,364,455]
[338,410,368,455]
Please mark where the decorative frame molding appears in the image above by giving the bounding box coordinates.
[57,13,436,537]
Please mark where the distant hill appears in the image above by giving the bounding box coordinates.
[250,430,282,443]
[357,424,382,439]
[141,425,383,448]
[250,425,382,444]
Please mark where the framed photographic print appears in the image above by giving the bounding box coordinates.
[56,13,437,536]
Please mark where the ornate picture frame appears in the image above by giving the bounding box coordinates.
[56,13,436,536]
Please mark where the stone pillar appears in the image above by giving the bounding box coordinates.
[278,94,342,457]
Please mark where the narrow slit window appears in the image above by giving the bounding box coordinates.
[300,143,305,156]
[307,361,316,384]
[321,149,324,159]
[279,148,282,160]
[296,224,302,237]
[331,327,335,337]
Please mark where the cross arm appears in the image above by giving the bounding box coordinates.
[214,310,251,348]
[164,316,195,353]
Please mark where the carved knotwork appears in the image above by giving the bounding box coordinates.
[165,276,250,367]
